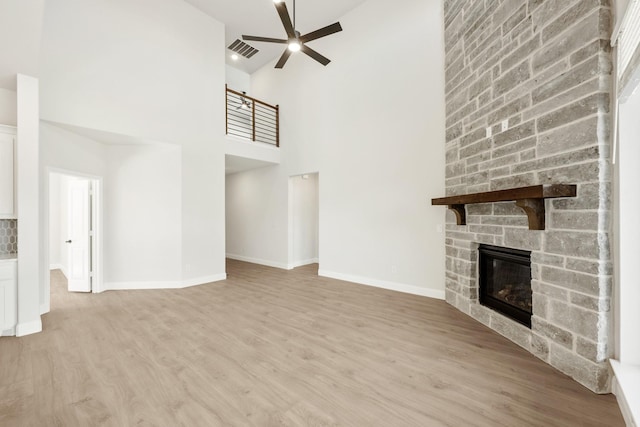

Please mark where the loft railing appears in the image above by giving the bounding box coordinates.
[225,85,279,147]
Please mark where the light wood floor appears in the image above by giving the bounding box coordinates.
[0,260,623,426]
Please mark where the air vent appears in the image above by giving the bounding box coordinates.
[228,39,259,59]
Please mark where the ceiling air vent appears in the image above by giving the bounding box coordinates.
[228,39,259,59]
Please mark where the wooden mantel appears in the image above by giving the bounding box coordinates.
[431,184,577,231]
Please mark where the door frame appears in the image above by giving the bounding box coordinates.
[42,167,103,314]
[287,172,320,270]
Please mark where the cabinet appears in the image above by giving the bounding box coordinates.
[0,260,17,334]
[0,126,16,219]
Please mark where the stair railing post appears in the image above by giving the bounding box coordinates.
[225,84,228,136]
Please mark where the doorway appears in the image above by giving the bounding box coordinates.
[288,173,319,268]
[44,170,102,312]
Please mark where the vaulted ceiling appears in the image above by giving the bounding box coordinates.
[0,0,369,91]
[182,0,369,73]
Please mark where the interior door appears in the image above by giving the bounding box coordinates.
[67,179,91,292]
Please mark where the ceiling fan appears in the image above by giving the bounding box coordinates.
[242,0,343,69]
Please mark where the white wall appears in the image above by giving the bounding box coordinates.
[0,88,16,126]
[0,0,45,90]
[41,123,184,290]
[39,0,227,287]
[291,174,319,267]
[40,0,222,144]
[226,65,251,93]
[227,0,446,297]
[105,144,182,285]
[226,165,289,269]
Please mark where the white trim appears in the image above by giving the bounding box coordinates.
[612,1,633,45]
[15,318,43,337]
[615,0,640,73]
[105,280,183,290]
[0,124,17,134]
[318,269,446,300]
[49,263,62,270]
[104,273,227,291]
[611,360,640,427]
[0,327,16,336]
[39,303,49,315]
[226,253,292,270]
[291,258,319,268]
[621,62,640,101]
[181,273,227,288]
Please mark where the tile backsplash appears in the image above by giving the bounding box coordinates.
[0,219,17,254]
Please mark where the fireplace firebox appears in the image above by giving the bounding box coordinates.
[479,245,532,328]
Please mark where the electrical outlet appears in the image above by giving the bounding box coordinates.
[391,265,398,274]
[501,120,509,132]
[486,126,492,138]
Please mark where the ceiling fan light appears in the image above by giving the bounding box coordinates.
[273,0,284,3]
[288,40,301,52]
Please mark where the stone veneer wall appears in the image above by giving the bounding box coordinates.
[443,0,613,393]
[0,219,18,255]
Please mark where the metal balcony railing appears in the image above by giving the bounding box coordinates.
[225,85,279,147]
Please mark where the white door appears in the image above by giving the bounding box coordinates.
[66,179,91,292]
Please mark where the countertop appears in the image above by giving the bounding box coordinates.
[0,253,17,263]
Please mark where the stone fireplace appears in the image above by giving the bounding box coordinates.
[443,0,613,393]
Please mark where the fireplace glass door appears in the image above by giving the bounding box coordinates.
[479,245,532,327]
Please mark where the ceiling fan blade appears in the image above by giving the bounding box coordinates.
[242,35,287,44]
[301,45,331,66]
[274,2,296,39]
[275,49,293,69]
[300,22,343,43]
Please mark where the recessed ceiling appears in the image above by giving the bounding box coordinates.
[43,120,176,146]
[182,0,369,74]
[225,154,276,175]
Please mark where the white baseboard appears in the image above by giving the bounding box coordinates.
[611,360,639,427]
[181,273,227,288]
[291,258,319,268]
[40,302,50,315]
[318,269,446,300]
[1,327,16,337]
[104,273,227,291]
[16,317,43,337]
[105,280,182,291]
[226,253,292,270]
[49,263,62,271]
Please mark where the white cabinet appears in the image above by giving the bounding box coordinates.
[0,126,16,219]
[0,260,17,334]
